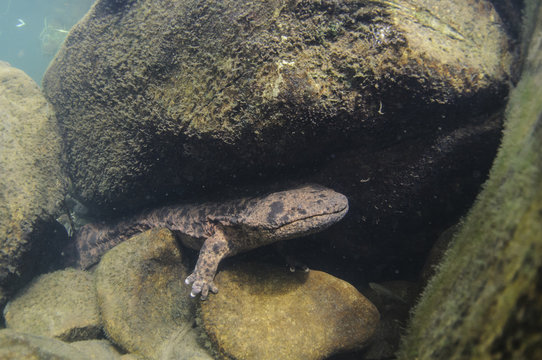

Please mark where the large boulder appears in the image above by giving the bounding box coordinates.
[42,0,513,214]
[398,2,542,358]
[200,263,380,360]
[0,62,67,308]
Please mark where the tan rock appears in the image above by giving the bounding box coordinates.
[3,269,101,341]
[200,263,380,360]
[71,339,123,360]
[0,61,67,306]
[95,228,212,360]
[0,328,91,360]
[120,354,148,360]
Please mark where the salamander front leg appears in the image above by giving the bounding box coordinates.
[185,229,230,300]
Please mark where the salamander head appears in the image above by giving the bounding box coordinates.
[241,184,349,240]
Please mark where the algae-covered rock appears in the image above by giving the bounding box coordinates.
[120,354,147,360]
[0,328,92,360]
[3,269,101,341]
[95,228,212,360]
[0,61,67,307]
[398,2,542,358]
[199,263,379,360]
[42,0,512,212]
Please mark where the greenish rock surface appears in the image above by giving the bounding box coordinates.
[0,328,91,360]
[95,228,212,360]
[0,61,67,307]
[398,2,542,358]
[3,269,101,341]
[120,354,147,360]
[71,339,124,360]
[199,263,380,360]
[42,0,512,212]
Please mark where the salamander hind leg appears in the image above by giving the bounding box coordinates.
[185,229,230,300]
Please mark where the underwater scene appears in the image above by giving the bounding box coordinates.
[0,0,94,83]
[0,0,540,359]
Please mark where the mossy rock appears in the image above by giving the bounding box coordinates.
[3,269,101,342]
[42,0,513,212]
[0,61,67,307]
[95,228,212,360]
[398,2,542,358]
[199,263,379,360]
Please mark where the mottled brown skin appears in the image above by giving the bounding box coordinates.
[68,185,349,299]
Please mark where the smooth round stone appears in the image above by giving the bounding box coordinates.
[95,228,212,360]
[71,339,124,360]
[0,329,91,360]
[3,269,101,341]
[200,263,380,360]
